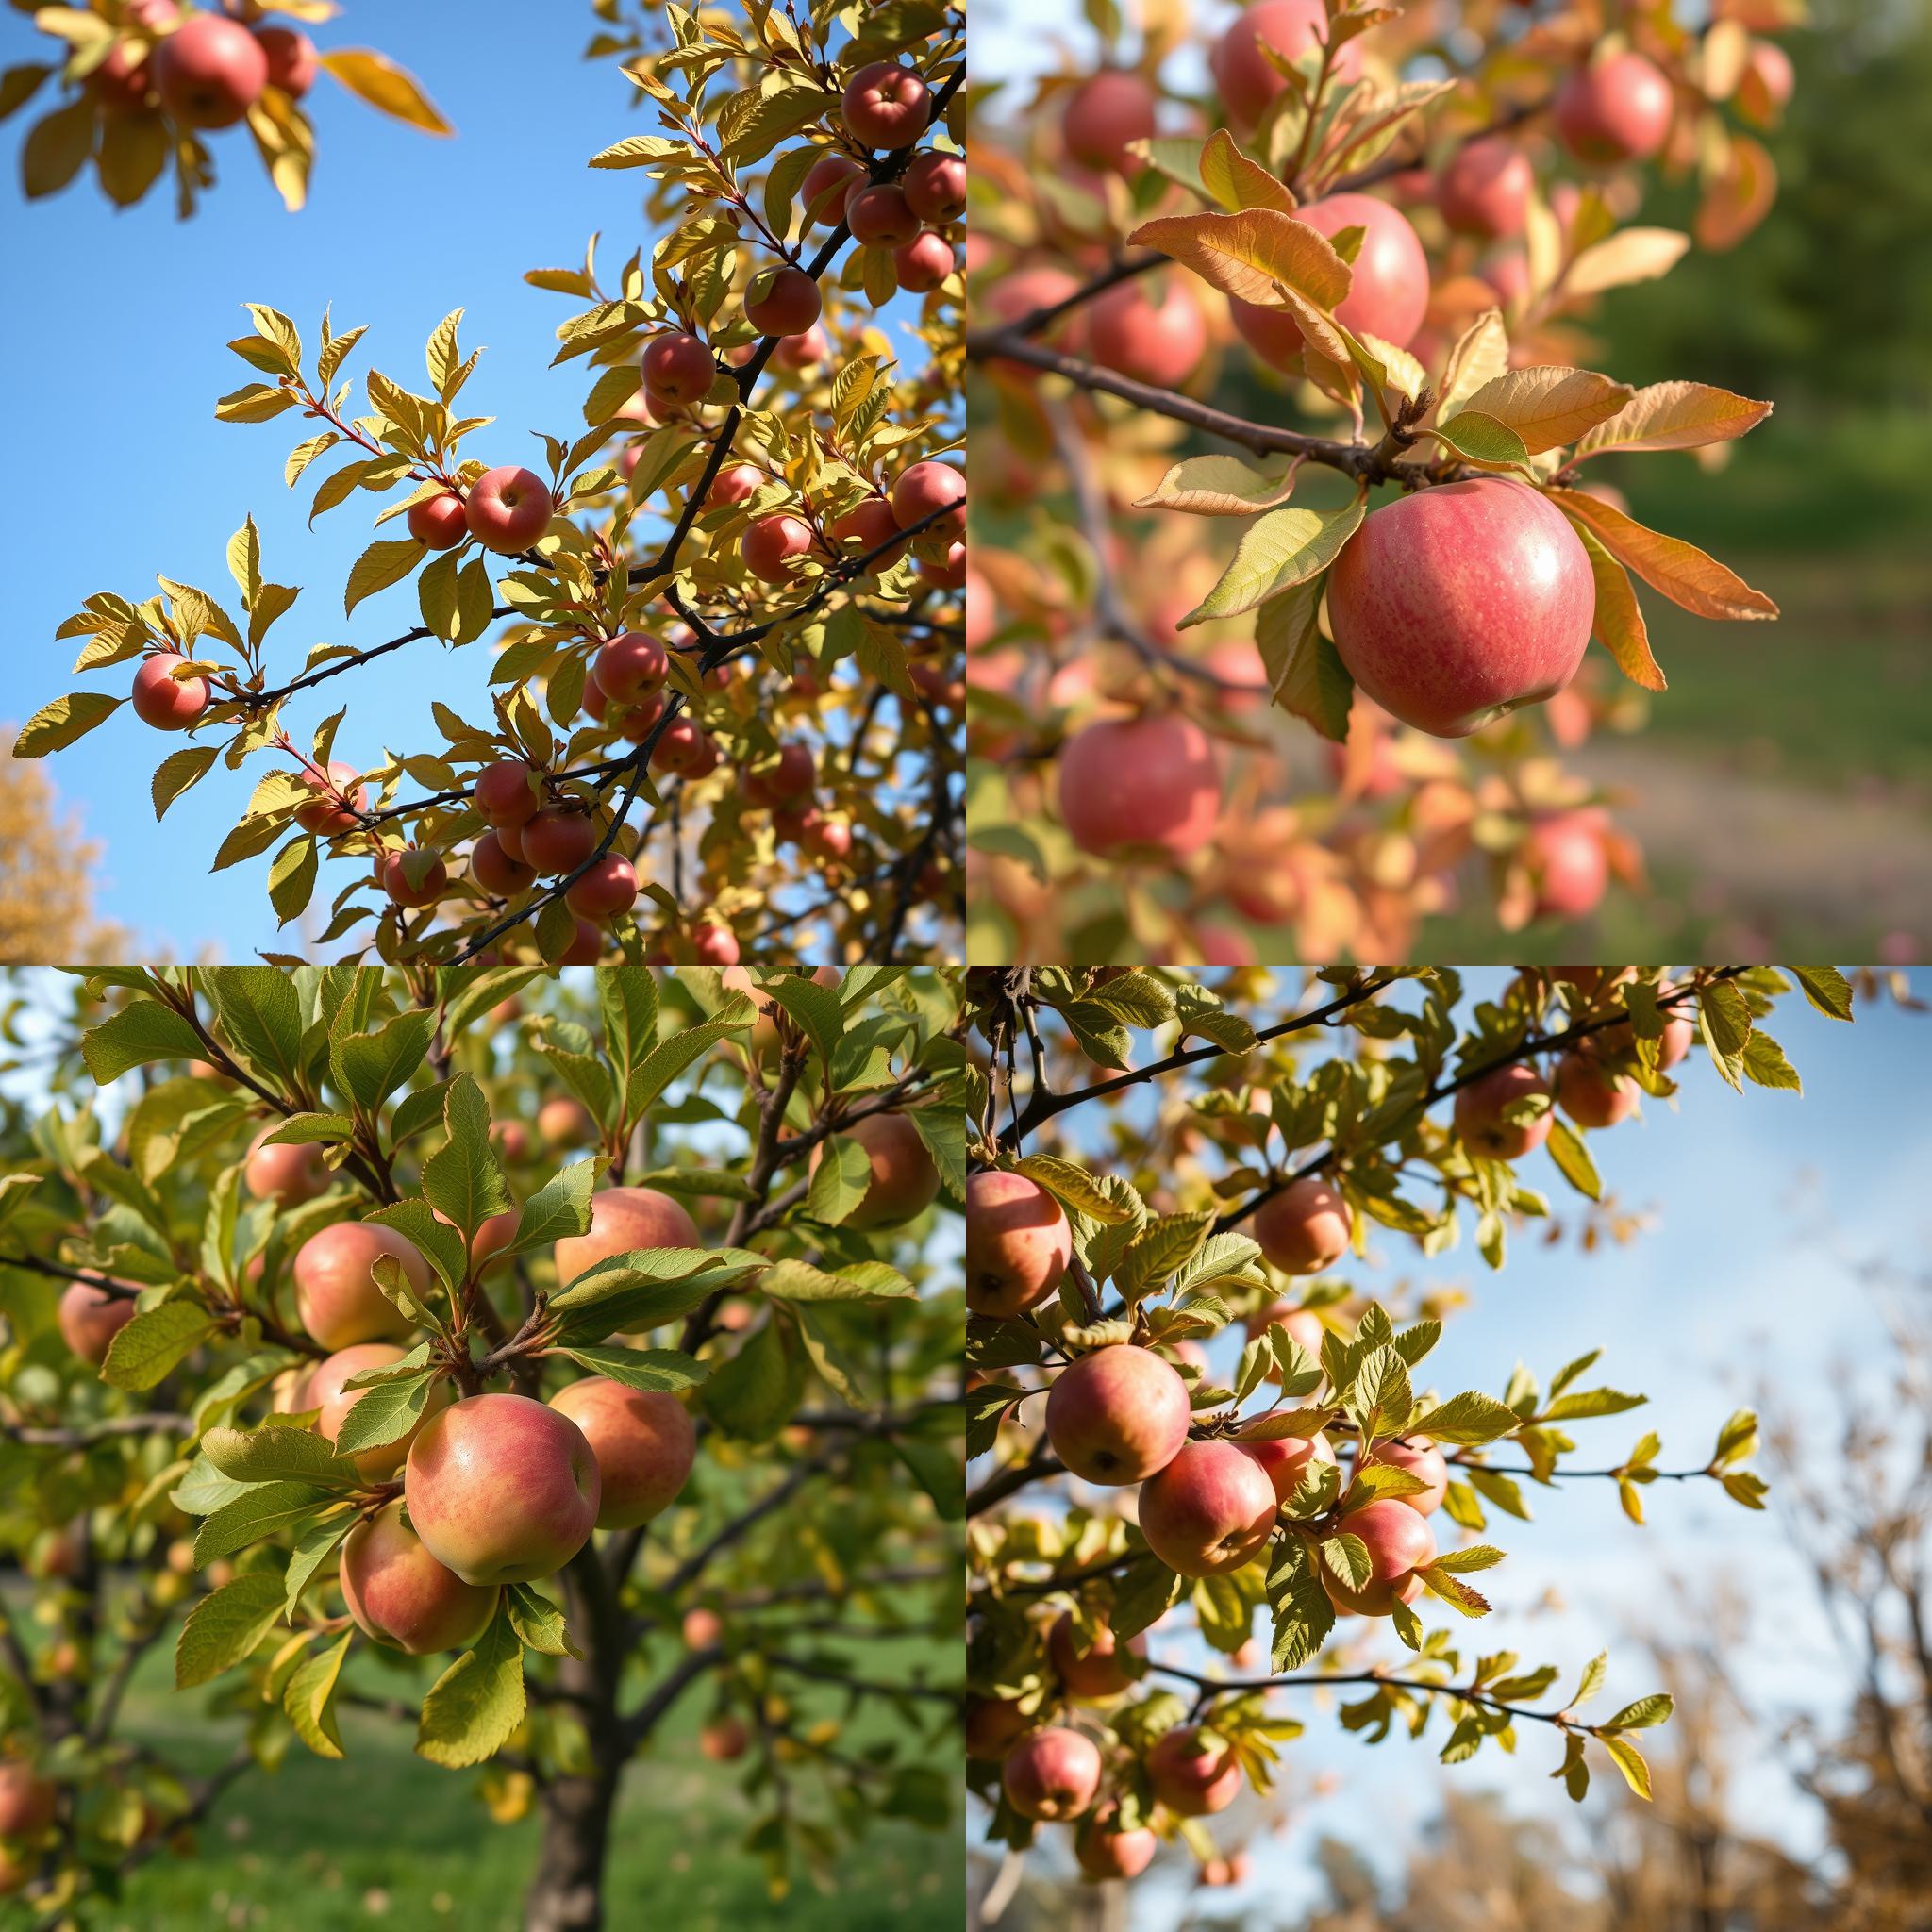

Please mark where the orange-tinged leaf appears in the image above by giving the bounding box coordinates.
[1198,128,1295,213]
[1128,208,1349,313]
[1574,381,1773,459]
[1695,134,1777,252]
[1561,227,1690,301]
[318,49,452,136]
[1455,367,1633,456]
[1544,489,1778,622]
[1566,520,1665,691]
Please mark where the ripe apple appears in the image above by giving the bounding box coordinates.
[341,1499,499,1655]
[1358,1434,1448,1513]
[522,807,600,875]
[841,61,931,149]
[244,1125,327,1207]
[1210,0,1361,132]
[708,462,765,508]
[1322,1497,1437,1614]
[1044,1345,1191,1485]
[57,1280,137,1365]
[380,847,446,909]
[1138,1439,1279,1576]
[254,25,317,97]
[0,1760,57,1840]
[890,460,965,539]
[309,1342,449,1480]
[846,181,921,246]
[475,758,541,825]
[464,467,553,554]
[902,149,965,222]
[292,1222,425,1350]
[1058,712,1222,858]
[131,652,209,730]
[641,331,716,406]
[1252,1175,1352,1275]
[744,741,817,807]
[538,1097,598,1150]
[472,828,538,897]
[1145,1724,1241,1815]
[1554,53,1674,165]
[682,1606,724,1649]
[916,541,967,590]
[594,633,668,702]
[554,1185,701,1290]
[801,150,866,225]
[651,720,717,779]
[964,1170,1072,1318]
[699,1716,749,1760]
[1075,1808,1158,1880]
[1062,69,1157,174]
[1235,1423,1334,1502]
[826,496,909,574]
[564,853,639,923]
[1436,136,1533,238]
[774,323,829,370]
[1526,810,1609,919]
[93,41,156,111]
[1086,275,1207,387]
[1325,477,1594,737]
[893,230,956,293]
[1452,1062,1552,1160]
[560,917,605,966]
[549,1377,696,1527]
[1001,1725,1102,1821]
[744,265,822,338]
[1229,292,1306,372]
[1244,1303,1328,1382]
[153,13,268,128]
[1293,192,1429,348]
[691,922,739,965]
[827,1113,940,1229]
[1048,1612,1145,1699]
[293,761,367,835]
[405,1392,602,1585]
[742,512,817,584]
[1554,1050,1638,1128]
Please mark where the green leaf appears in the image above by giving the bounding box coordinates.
[285,1514,354,1619]
[758,1257,913,1302]
[1600,1734,1653,1800]
[102,1303,218,1391]
[807,1136,874,1225]
[555,1346,706,1392]
[284,1630,352,1760]
[363,1198,464,1297]
[334,1372,441,1456]
[199,1424,360,1488]
[908,1104,965,1204]
[1544,1117,1601,1199]
[82,999,207,1084]
[1790,967,1853,1020]
[1603,1693,1673,1732]
[505,1158,600,1258]
[152,744,220,820]
[596,967,660,1094]
[416,1611,526,1768]
[1408,1390,1524,1446]
[175,1573,288,1689]
[333,1007,436,1113]
[205,968,309,1095]
[268,834,319,925]
[505,1583,576,1658]
[419,1073,510,1240]
[761,974,845,1065]
[343,537,424,617]
[13,690,123,758]
[699,1316,800,1440]
[624,1019,740,1118]
[1009,1155,1132,1224]
[194,1481,334,1565]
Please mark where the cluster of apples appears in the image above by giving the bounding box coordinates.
[89,3,318,132]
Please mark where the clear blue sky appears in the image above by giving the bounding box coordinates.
[1,6,946,958]
[969,973,1931,1922]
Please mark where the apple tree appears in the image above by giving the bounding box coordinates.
[2,2,448,215]
[0,963,966,1928]
[963,963,1853,1889]
[13,0,967,967]
[966,0,1798,962]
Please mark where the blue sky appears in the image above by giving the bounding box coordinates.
[969,973,1932,1922]
[1,6,946,957]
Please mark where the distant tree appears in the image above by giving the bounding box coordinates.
[0,732,113,965]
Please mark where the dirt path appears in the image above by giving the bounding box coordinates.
[1569,739,1932,949]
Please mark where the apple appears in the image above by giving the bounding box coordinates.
[293,761,367,835]
[154,13,267,128]
[1452,1061,1552,1160]
[846,180,921,246]
[964,1696,1033,1760]
[964,1171,1072,1318]
[1235,1423,1335,1502]
[682,1607,724,1649]
[1437,136,1533,238]
[1048,1612,1145,1699]
[1074,1808,1158,1880]
[1138,1439,1279,1576]
[774,324,829,370]
[744,265,822,338]
[1527,811,1609,919]
[243,1125,327,1206]
[826,1113,940,1229]
[708,463,764,508]
[826,496,909,574]
[699,1716,748,1760]
[340,1499,499,1656]
[801,150,866,226]
[1086,275,1207,387]
[292,1222,425,1351]
[553,1185,701,1291]
[0,1760,56,1840]
[464,467,553,554]
[1555,53,1674,165]
[651,720,718,779]
[1324,478,1593,737]
[522,807,600,875]
[841,61,931,149]
[561,917,605,966]
[1553,1050,1638,1128]
[131,652,209,730]
[1358,1434,1448,1514]
[308,1342,449,1480]
[1001,1726,1102,1821]
[1322,1497,1437,1614]
[641,331,716,406]
[255,25,317,97]
[916,542,967,590]
[93,41,156,112]
[742,512,817,585]
[549,1377,696,1528]
[1293,192,1429,349]
[564,854,639,923]
[1058,712,1222,858]
[890,460,965,539]
[893,230,957,293]
[691,923,739,965]
[57,1280,136,1365]
[902,149,965,222]
[1062,69,1156,174]
[1210,0,1361,132]
[472,828,538,897]
[1251,1176,1352,1275]
[380,846,446,909]
[1145,1724,1241,1815]
[1044,1345,1191,1485]
[475,758,541,826]
[405,1392,602,1585]
[1245,1303,1328,1378]
[595,633,668,702]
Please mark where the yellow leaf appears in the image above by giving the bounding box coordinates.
[1455,366,1633,456]
[318,49,451,136]
[1574,380,1774,458]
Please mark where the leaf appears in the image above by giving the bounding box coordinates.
[417,1610,526,1766]
[152,744,220,821]
[555,1346,706,1392]
[1129,208,1350,312]
[1436,308,1510,423]
[1009,1155,1133,1224]
[20,95,94,199]
[505,1583,576,1658]
[1791,968,1853,1021]
[1600,1734,1654,1800]
[102,1302,217,1391]
[1561,227,1690,301]
[1256,576,1350,740]
[319,48,452,134]
[344,538,425,617]
[506,1158,600,1259]
[284,1630,352,1760]
[268,834,319,925]
[334,1372,441,1456]
[194,1481,334,1565]
[758,1258,914,1302]
[1544,1117,1602,1200]
[332,1007,436,1113]
[1574,381,1773,460]
[1453,367,1632,457]
[175,1574,288,1689]
[13,691,122,758]
[1604,1693,1674,1732]
[808,1136,874,1226]
[420,1073,510,1240]
[1407,1390,1523,1446]
[699,1316,800,1441]
[199,1425,359,1488]
[1197,127,1296,212]
[1186,504,1362,624]
[1544,489,1778,622]
[1570,522,1665,693]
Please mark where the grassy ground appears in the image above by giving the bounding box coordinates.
[93,1629,960,1932]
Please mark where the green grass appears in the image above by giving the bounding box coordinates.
[87,1629,960,1932]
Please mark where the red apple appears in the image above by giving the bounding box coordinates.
[890,460,965,538]
[964,1170,1072,1318]
[742,513,817,584]
[1058,712,1222,859]
[594,633,668,703]
[341,1498,498,1655]
[1554,53,1674,165]
[1138,1439,1279,1576]
[902,149,965,223]
[58,1280,137,1365]
[244,1126,327,1207]
[1210,0,1361,132]
[549,1377,696,1528]
[841,61,931,149]
[846,180,922,246]
[1075,1807,1158,1880]
[1145,1724,1241,1815]
[893,230,957,293]
[1086,275,1207,387]
[1452,1062,1552,1160]
[309,1342,449,1481]
[1293,192,1429,349]
[641,331,716,406]
[1001,1726,1102,1821]
[292,1222,425,1351]
[1322,1497,1437,1614]
[1437,136,1533,238]
[293,761,366,835]
[564,854,639,923]
[154,13,267,128]
[523,808,600,875]
[1062,69,1157,174]
[472,828,538,897]
[464,467,553,554]
[1553,1050,1638,1128]
[131,652,209,730]
[801,150,866,226]
[1235,1423,1335,1502]
[1357,1434,1448,1514]
[1252,1176,1352,1275]
[1048,1611,1146,1699]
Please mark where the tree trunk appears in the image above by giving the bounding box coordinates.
[523,1548,626,1932]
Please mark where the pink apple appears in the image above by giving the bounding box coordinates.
[58,1280,137,1365]
[1358,1434,1448,1513]
[964,1171,1072,1318]
[1252,1176,1352,1275]
[1293,192,1429,349]
[1086,276,1208,387]
[553,1185,701,1290]
[1145,1724,1241,1815]
[1062,69,1157,174]
[341,1499,498,1655]
[309,1342,449,1480]
[1210,0,1361,131]
[1437,136,1533,238]
[1452,1062,1552,1160]
[292,1222,425,1351]
[1322,1497,1437,1614]
[154,13,267,128]
[1048,1611,1146,1699]
[1138,1439,1279,1576]
[1554,53,1674,165]
[1001,1725,1102,1821]
[1045,1345,1192,1485]
[549,1377,697,1528]
[1058,712,1222,859]
[464,467,553,554]
[1235,1423,1335,1502]
[131,653,209,730]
